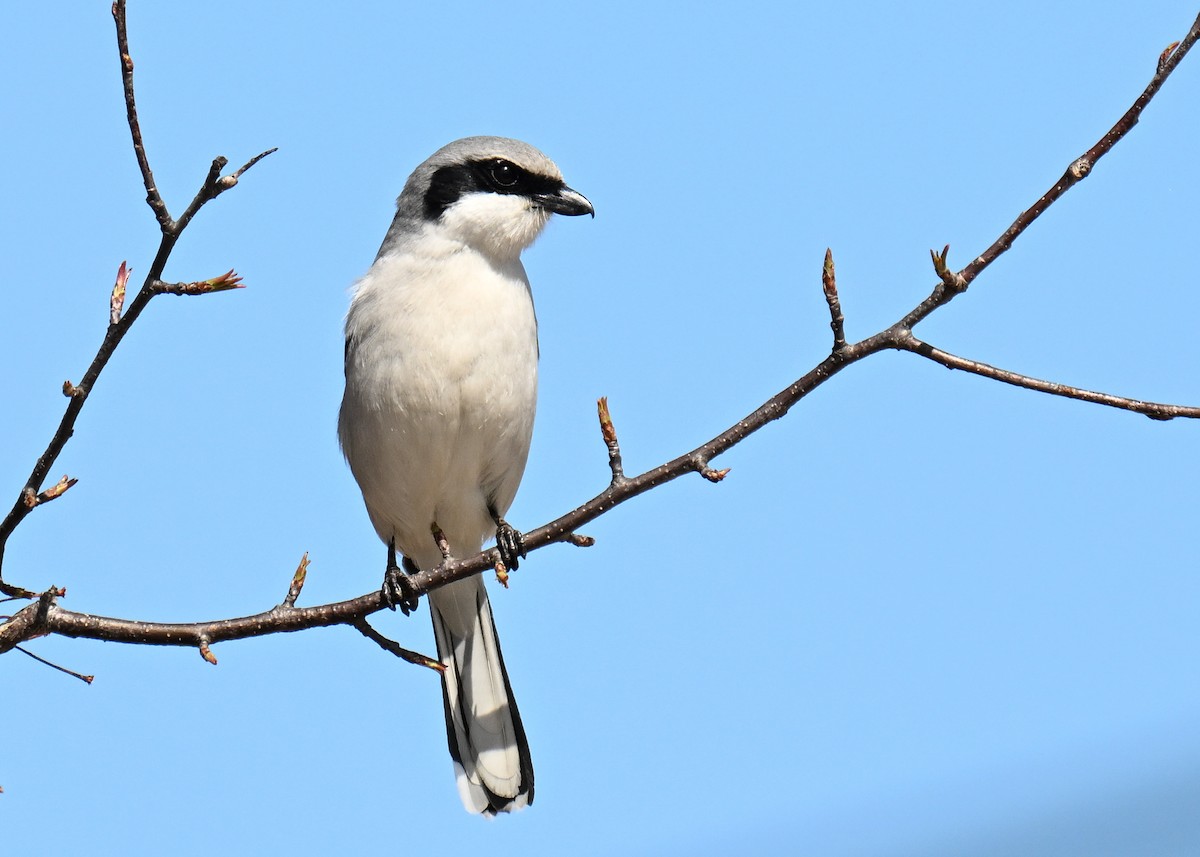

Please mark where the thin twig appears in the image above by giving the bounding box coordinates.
[0,0,273,596]
[173,149,276,237]
[111,0,170,230]
[150,270,245,296]
[230,148,279,182]
[352,619,444,672]
[896,334,1200,421]
[14,645,94,684]
[898,12,1200,332]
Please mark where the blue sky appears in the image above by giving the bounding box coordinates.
[3,3,1199,855]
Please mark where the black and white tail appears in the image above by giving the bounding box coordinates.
[428,575,533,815]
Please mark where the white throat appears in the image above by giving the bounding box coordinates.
[438,193,552,260]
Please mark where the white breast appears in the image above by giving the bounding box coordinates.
[339,234,539,568]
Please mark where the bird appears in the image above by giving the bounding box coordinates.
[338,136,593,815]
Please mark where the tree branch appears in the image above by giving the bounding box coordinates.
[896,13,1200,332]
[0,0,275,597]
[2,11,1198,657]
[895,334,1200,421]
[111,0,169,230]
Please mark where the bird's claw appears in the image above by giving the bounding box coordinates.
[382,560,420,616]
[494,518,527,571]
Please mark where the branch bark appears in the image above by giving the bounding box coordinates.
[2,9,1198,658]
[0,0,274,598]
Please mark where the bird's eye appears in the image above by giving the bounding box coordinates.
[488,160,520,188]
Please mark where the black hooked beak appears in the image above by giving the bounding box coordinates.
[535,185,594,218]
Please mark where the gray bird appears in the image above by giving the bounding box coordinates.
[338,136,593,815]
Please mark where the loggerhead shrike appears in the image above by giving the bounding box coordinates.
[338,137,593,815]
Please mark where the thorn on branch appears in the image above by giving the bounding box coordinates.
[22,476,78,510]
[597,397,626,483]
[150,270,245,296]
[281,552,309,609]
[110,261,131,325]
[821,248,846,353]
[930,244,967,293]
[198,639,218,665]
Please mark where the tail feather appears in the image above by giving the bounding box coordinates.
[429,575,533,815]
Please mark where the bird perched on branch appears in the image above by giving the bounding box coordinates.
[339,136,593,815]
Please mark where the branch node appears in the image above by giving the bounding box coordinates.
[494,559,510,588]
[563,532,596,548]
[61,380,85,398]
[1068,157,1093,180]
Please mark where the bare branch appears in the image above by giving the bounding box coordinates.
[2,12,1197,653]
[15,645,94,684]
[230,148,279,183]
[111,0,169,229]
[896,334,1200,421]
[173,149,277,237]
[0,587,385,655]
[898,12,1200,332]
[0,2,274,597]
[353,619,443,672]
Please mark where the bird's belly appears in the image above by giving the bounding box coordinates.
[340,259,538,568]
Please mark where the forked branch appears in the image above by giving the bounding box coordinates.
[2,9,1197,659]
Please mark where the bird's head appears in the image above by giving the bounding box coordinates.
[394,136,593,260]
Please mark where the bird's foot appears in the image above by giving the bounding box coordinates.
[381,554,421,616]
[494,516,527,571]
